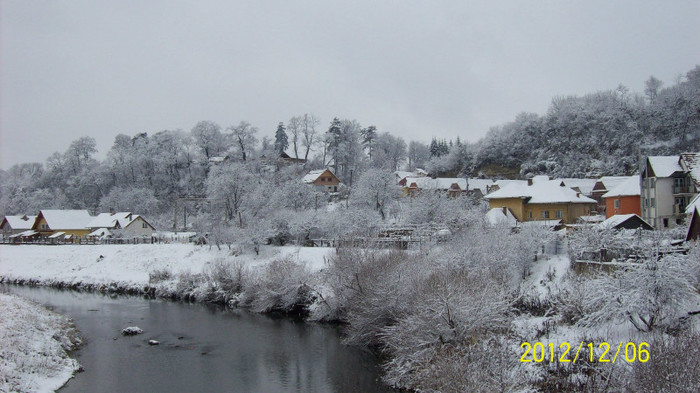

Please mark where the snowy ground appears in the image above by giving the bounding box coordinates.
[0,292,82,393]
[0,243,334,290]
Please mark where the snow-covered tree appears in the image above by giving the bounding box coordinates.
[273,122,288,155]
[227,121,258,162]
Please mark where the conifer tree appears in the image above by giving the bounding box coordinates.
[274,122,288,155]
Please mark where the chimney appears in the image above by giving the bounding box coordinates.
[527,178,533,186]
[502,207,507,215]
[110,207,115,215]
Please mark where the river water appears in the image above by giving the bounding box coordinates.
[5,285,391,393]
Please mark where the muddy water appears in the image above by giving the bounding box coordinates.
[6,285,391,393]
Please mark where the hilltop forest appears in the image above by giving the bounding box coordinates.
[1,65,698,224]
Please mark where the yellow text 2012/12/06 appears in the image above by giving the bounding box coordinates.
[519,342,650,364]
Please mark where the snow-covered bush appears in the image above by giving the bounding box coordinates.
[387,338,535,393]
[328,248,420,347]
[148,268,173,284]
[578,250,700,332]
[630,332,700,392]
[380,268,512,388]
[245,256,312,313]
[200,258,248,303]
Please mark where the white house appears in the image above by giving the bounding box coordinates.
[87,212,156,237]
[641,153,700,229]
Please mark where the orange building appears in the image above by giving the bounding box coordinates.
[601,176,641,218]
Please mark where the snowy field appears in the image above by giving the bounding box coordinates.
[0,292,82,393]
[0,243,334,290]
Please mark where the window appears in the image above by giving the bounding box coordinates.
[142,223,148,228]
[528,211,533,219]
[541,211,550,219]
[555,210,563,219]
[663,218,669,228]
[650,198,655,208]
[614,199,620,209]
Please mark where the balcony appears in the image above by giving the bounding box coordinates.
[674,204,688,215]
[673,186,692,195]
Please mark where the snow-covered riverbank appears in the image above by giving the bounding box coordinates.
[0,292,82,393]
[0,244,332,292]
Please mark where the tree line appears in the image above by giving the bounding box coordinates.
[1,65,698,223]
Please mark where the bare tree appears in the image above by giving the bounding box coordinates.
[227,121,258,161]
[287,116,302,160]
[301,113,320,161]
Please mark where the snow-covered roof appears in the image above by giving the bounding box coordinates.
[37,210,93,230]
[394,171,414,181]
[521,219,561,228]
[1,215,36,230]
[484,180,597,204]
[88,212,133,229]
[601,176,640,198]
[648,156,683,177]
[406,177,467,190]
[681,152,700,186]
[559,178,598,196]
[88,228,112,238]
[9,230,38,238]
[599,214,652,230]
[466,179,496,195]
[492,179,528,190]
[302,169,336,184]
[485,208,518,228]
[48,232,66,239]
[596,176,631,192]
[578,215,606,224]
[687,194,700,215]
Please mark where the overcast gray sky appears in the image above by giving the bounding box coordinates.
[1,1,699,169]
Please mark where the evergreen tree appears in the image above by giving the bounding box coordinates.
[273,122,288,155]
[327,117,343,168]
[429,138,439,157]
[361,125,378,160]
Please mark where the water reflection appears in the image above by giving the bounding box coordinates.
[5,285,391,393]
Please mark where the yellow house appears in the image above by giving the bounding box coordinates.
[32,209,93,239]
[302,168,341,192]
[484,179,597,225]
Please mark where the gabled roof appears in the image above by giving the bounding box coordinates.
[601,176,640,198]
[559,178,598,196]
[599,214,653,230]
[485,208,518,228]
[1,215,37,230]
[466,179,496,195]
[87,212,133,229]
[648,156,684,177]
[302,168,337,183]
[484,180,596,204]
[34,210,93,230]
[87,212,155,231]
[687,206,700,242]
[687,194,700,215]
[406,177,467,190]
[680,152,700,187]
[594,176,632,192]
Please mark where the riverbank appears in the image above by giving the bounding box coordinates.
[0,292,82,393]
[0,243,332,296]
